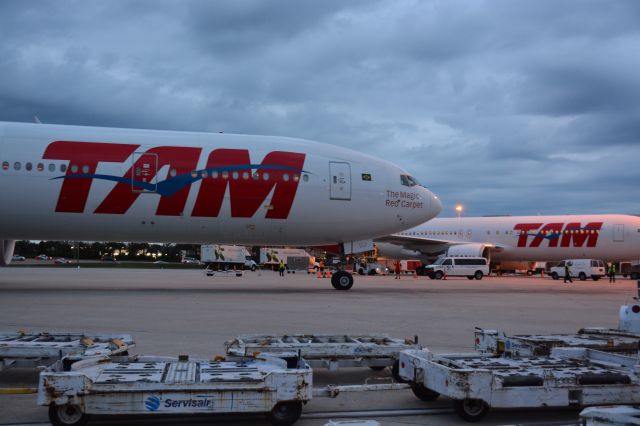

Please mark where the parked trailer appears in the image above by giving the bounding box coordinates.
[0,331,134,371]
[474,327,640,357]
[225,333,420,378]
[38,353,312,426]
[399,347,640,422]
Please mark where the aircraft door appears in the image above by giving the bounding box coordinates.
[613,224,624,242]
[329,162,351,200]
[132,152,158,193]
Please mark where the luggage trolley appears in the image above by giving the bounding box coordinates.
[38,353,311,426]
[0,331,134,371]
[225,333,420,380]
[399,347,640,422]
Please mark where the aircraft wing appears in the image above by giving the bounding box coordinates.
[375,234,453,255]
[376,234,502,257]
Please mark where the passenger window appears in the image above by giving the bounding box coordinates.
[60,164,67,173]
[302,174,309,182]
[82,165,89,174]
[191,170,198,178]
[222,171,229,179]
[49,164,55,172]
[37,163,44,171]
[2,161,8,170]
[232,171,239,180]
[443,259,452,266]
[263,172,270,181]
[169,168,177,177]
[212,171,219,179]
[293,174,300,182]
[14,162,21,171]
[26,162,33,171]
[242,172,249,180]
[283,173,289,182]
[201,170,208,178]
[71,164,78,173]
[252,172,259,180]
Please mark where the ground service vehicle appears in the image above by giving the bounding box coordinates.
[355,260,387,275]
[260,248,312,270]
[423,257,489,280]
[201,244,257,270]
[549,259,606,281]
[0,121,442,292]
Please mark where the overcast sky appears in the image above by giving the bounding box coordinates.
[1,0,639,217]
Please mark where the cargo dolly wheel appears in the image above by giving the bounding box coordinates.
[454,398,489,422]
[411,383,440,401]
[48,404,88,426]
[331,271,354,290]
[268,401,303,426]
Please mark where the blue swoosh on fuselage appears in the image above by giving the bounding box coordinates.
[51,164,309,198]
[526,226,599,241]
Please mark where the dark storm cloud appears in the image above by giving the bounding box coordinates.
[0,0,639,216]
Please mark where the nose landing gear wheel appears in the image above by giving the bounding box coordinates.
[331,271,354,290]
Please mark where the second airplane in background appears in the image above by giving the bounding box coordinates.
[377,214,640,268]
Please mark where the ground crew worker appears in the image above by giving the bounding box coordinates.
[564,262,573,283]
[394,260,401,279]
[608,263,616,283]
[279,259,285,277]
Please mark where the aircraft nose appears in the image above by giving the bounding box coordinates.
[429,190,443,218]
[395,186,442,228]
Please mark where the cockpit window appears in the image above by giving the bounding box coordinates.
[400,174,421,187]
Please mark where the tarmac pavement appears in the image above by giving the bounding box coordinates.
[0,267,635,425]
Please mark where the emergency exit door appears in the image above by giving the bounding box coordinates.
[329,162,351,200]
[132,152,158,193]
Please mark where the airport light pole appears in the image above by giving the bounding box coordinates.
[455,204,464,218]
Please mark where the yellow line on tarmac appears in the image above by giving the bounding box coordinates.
[0,387,37,394]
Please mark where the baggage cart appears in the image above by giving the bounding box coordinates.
[225,333,420,377]
[474,326,640,357]
[0,331,134,371]
[399,347,640,422]
[38,353,311,426]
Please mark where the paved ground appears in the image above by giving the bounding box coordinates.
[0,267,636,425]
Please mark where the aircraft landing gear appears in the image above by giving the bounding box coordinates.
[330,243,354,290]
[331,270,354,290]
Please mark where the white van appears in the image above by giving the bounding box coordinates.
[424,257,489,280]
[549,259,606,281]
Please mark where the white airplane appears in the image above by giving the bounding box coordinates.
[377,214,640,269]
[0,121,442,289]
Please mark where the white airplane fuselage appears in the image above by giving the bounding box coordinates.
[0,122,441,248]
[388,214,640,262]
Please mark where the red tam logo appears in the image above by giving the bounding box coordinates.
[44,141,306,219]
[513,222,603,248]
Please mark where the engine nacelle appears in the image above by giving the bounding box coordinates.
[376,242,428,262]
[0,240,16,266]
[446,243,492,261]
